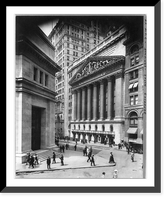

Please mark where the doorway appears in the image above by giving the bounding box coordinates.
[31,106,41,150]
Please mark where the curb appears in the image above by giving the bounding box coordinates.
[16,163,116,175]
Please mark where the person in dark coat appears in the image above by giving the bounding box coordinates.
[109,152,115,163]
[34,153,39,165]
[26,152,30,165]
[46,156,51,169]
[30,155,35,168]
[60,154,64,166]
[74,144,77,151]
[90,155,96,166]
[62,145,65,153]
[87,150,92,162]
[52,152,56,164]
[65,143,68,150]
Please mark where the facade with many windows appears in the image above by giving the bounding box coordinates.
[68,17,145,149]
[48,18,104,138]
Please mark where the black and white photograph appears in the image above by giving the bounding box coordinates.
[5,4,162,194]
[15,14,146,179]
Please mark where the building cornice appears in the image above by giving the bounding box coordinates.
[69,55,125,87]
[16,77,56,101]
[68,25,127,73]
[16,35,61,75]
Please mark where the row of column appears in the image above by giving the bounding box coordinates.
[72,74,122,121]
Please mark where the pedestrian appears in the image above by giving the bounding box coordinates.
[30,154,34,168]
[83,147,86,156]
[101,172,106,178]
[74,144,77,151]
[34,153,39,165]
[109,152,115,163]
[59,145,62,153]
[65,143,68,150]
[127,146,130,154]
[52,151,56,164]
[131,152,135,162]
[46,156,51,169]
[62,145,65,153]
[113,169,118,178]
[60,154,64,166]
[26,152,30,165]
[90,154,96,166]
[87,150,92,162]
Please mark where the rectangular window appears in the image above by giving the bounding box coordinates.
[34,67,38,81]
[131,58,135,66]
[40,71,43,84]
[130,96,134,105]
[135,95,138,105]
[45,74,48,87]
[135,55,139,64]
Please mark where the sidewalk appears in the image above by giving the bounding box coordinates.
[16,147,116,174]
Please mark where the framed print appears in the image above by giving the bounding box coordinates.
[4,2,161,193]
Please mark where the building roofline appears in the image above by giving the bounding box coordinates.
[68,25,126,73]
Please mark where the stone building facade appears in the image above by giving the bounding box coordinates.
[68,17,145,149]
[48,18,104,138]
[16,17,61,163]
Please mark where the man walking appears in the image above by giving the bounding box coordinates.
[52,151,56,164]
[46,156,51,169]
[131,152,135,162]
[90,154,96,166]
[87,150,92,162]
[60,154,64,166]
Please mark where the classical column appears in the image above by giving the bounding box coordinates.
[93,82,98,120]
[82,87,86,120]
[100,80,105,120]
[77,89,81,121]
[72,90,77,121]
[115,72,123,119]
[87,85,92,120]
[107,77,112,120]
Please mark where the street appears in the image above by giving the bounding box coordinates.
[16,145,143,179]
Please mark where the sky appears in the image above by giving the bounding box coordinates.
[38,19,58,36]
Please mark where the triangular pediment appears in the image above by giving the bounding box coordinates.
[69,55,124,85]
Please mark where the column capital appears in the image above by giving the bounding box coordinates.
[99,79,105,85]
[115,71,123,79]
[77,88,82,92]
[106,76,112,82]
[92,81,98,86]
[71,90,77,94]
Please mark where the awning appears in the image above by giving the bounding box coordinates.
[129,138,143,144]
[129,83,134,89]
[127,128,138,134]
[133,82,138,88]
[140,129,143,134]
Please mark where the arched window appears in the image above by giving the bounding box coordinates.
[102,125,105,132]
[130,44,140,67]
[129,111,138,127]
[130,44,139,54]
[110,125,113,132]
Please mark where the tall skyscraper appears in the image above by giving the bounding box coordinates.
[48,17,104,138]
